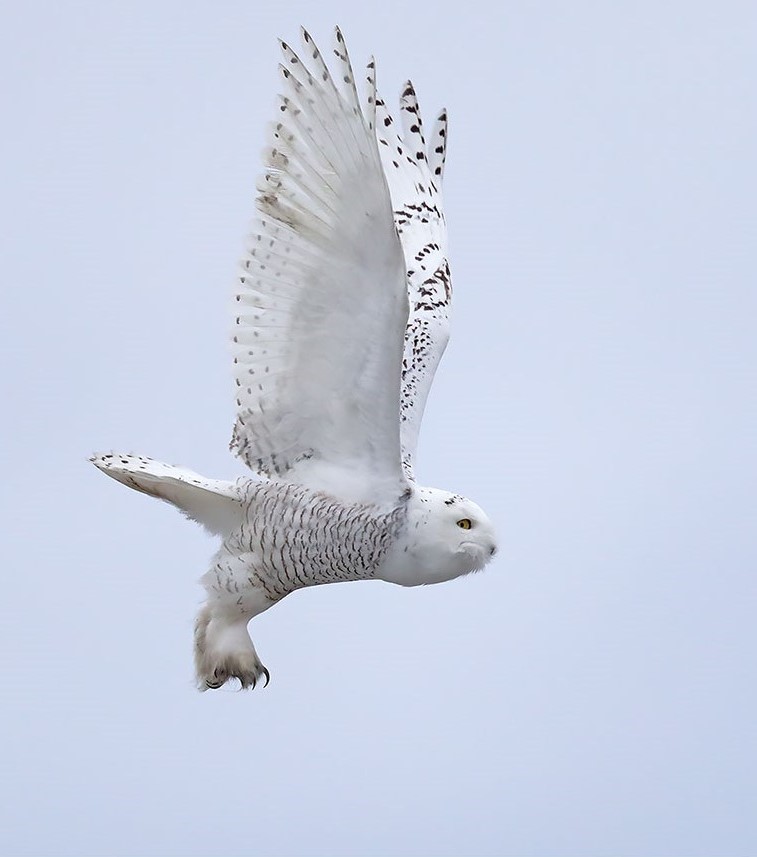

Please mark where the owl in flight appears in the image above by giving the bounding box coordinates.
[93,27,497,690]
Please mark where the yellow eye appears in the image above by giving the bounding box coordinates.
[457,518,472,530]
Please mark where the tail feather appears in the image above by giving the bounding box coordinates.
[90,453,243,536]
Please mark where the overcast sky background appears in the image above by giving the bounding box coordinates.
[2,1,755,855]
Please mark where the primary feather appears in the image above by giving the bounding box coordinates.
[230,27,409,506]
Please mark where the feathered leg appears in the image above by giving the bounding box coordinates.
[195,554,279,691]
[194,602,272,690]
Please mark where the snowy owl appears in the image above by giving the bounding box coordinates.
[92,27,497,690]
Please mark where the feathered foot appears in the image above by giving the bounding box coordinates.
[194,605,270,691]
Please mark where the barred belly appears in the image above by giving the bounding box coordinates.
[204,481,407,604]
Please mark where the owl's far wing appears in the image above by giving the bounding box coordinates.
[375,85,451,481]
[231,29,410,506]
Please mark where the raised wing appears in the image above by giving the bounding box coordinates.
[230,29,410,506]
[376,85,451,481]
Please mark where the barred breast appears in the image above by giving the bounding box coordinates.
[210,481,408,602]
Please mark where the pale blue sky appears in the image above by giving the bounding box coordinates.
[2,1,755,855]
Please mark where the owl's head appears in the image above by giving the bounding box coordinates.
[380,486,497,586]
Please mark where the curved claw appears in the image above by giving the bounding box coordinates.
[261,666,271,688]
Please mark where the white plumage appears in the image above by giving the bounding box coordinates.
[92,27,497,690]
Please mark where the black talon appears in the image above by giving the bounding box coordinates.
[262,667,270,688]
[206,668,226,690]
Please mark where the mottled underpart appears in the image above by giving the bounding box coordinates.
[206,481,408,603]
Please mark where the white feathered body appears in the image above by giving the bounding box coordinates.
[209,481,407,604]
[207,479,492,602]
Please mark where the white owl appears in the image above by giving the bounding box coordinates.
[92,27,497,690]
